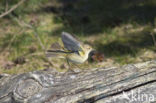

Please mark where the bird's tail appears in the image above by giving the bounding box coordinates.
[46,50,72,59]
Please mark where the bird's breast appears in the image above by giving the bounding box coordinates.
[67,53,88,64]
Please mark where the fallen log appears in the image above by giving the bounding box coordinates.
[0,60,156,103]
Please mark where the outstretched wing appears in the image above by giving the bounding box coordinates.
[61,32,82,51]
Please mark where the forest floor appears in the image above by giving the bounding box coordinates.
[0,0,156,74]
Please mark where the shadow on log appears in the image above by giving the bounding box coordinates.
[0,61,156,103]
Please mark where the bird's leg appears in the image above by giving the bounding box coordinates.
[73,63,81,69]
[66,59,75,73]
[66,58,70,69]
[84,61,89,68]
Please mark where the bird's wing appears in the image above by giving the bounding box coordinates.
[61,32,83,52]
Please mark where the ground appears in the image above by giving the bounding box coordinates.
[0,0,156,74]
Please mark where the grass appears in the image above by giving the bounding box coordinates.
[0,0,156,74]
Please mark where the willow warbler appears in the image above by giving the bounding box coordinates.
[46,32,93,69]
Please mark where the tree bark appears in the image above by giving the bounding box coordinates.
[0,60,156,103]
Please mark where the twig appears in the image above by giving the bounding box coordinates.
[0,0,26,18]
[32,26,46,51]
[11,15,53,66]
[11,16,45,50]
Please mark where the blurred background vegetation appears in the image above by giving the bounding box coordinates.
[0,0,156,74]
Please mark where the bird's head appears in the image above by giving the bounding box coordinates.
[83,44,93,54]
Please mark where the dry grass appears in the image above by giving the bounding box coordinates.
[0,0,156,74]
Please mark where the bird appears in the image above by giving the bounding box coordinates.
[46,32,93,70]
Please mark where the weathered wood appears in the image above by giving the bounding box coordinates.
[0,61,156,103]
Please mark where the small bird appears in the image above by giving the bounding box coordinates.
[46,32,93,70]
